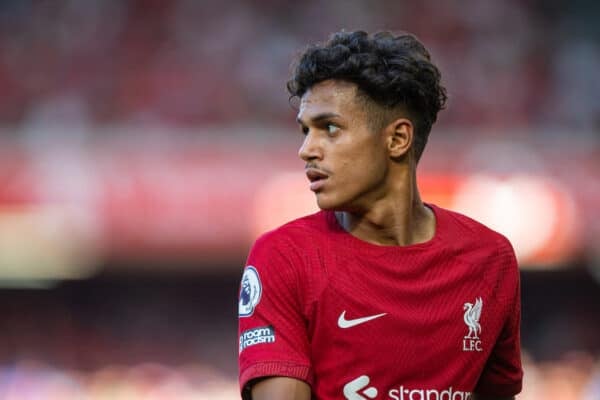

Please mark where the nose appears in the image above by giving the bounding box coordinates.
[298,131,322,161]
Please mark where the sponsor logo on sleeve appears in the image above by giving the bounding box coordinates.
[239,325,275,353]
[239,266,262,317]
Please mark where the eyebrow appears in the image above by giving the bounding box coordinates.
[296,112,341,125]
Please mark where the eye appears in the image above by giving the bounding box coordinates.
[326,123,339,135]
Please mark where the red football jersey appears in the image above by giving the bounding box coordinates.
[238,204,522,400]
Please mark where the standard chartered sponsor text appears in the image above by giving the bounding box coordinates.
[389,385,472,400]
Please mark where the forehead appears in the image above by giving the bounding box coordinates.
[297,80,362,121]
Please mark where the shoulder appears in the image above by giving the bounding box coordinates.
[433,204,516,263]
[244,212,330,304]
[246,211,332,278]
[251,211,331,254]
[433,205,520,301]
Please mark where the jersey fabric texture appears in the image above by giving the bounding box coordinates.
[238,204,522,400]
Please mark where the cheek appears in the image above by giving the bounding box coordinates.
[330,132,388,186]
[338,149,387,187]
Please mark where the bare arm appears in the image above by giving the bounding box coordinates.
[250,377,311,400]
[472,395,515,400]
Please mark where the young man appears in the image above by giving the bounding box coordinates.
[238,30,522,400]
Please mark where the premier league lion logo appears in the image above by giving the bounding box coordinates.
[239,266,262,317]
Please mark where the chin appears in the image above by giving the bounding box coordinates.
[315,193,347,211]
[315,190,368,213]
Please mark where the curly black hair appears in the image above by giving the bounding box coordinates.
[287,30,447,162]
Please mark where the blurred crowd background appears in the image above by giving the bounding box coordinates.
[1,0,599,131]
[0,0,599,399]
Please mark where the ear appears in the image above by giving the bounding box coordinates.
[386,118,413,159]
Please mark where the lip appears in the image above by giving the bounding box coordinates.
[305,168,329,192]
[310,179,327,191]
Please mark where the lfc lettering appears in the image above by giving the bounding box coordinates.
[462,338,482,352]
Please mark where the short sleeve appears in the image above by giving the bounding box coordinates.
[238,231,313,397]
[475,239,523,396]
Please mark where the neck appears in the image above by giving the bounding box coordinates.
[335,168,435,247]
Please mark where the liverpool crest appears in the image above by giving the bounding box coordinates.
[462,297,483,352]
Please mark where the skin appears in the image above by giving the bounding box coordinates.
[297,79,434,247]
[250,79,515,400]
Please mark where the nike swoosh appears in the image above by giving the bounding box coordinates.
[337,311,387,328]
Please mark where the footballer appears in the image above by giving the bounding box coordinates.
[238,30,523,400]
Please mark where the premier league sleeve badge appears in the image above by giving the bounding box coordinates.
[239,266,262,317]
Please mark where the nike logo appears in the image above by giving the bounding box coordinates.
[337,311,387,329]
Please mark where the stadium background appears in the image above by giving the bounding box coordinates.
[0,0,599,398]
